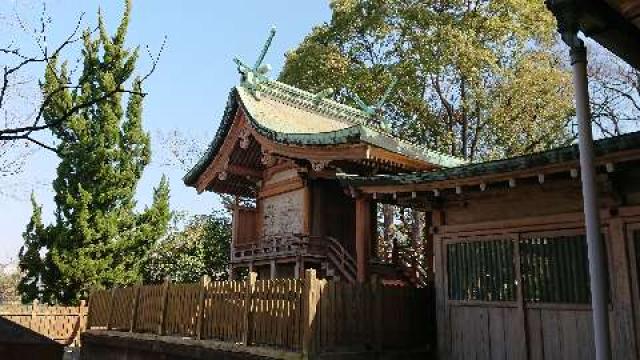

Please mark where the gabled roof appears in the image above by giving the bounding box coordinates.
[184,80,465,187]
[340,130,640,188]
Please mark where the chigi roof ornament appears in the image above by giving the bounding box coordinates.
[349,76,397,131]
[234,26,276,99]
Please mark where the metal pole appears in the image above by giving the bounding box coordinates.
[571,42,611,360]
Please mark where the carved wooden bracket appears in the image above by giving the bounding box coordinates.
[310,160,330,172]
[238,128,251,149]
[261,150,276,167]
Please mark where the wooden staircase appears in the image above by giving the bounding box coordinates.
[321,236,357,283]
[320,237,429,287]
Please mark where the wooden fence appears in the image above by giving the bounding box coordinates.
[87,270,430,354]
[0,301,88,346]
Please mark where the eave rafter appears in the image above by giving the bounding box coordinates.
[353,148,640,197]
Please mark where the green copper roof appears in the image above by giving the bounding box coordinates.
[339,130,640,187]
[184,80,465,186]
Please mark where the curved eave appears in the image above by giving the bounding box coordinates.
[184,87,465,187]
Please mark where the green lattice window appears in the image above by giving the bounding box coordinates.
[520,235,591,304]
[447,240,515,301]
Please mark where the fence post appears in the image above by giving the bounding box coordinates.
[76,300,87,346]
[30,299,38,330]
[242,272,257,345]
[196,275,211,340]
[107,289,116,330]
[158,279,170,335]
[129,285,141,332]
[302,269,317,358]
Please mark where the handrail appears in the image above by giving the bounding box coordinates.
[325,236,357,283]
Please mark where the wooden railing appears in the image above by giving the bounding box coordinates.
[231,233,326,262]
[0,301,88,346]
[87,270,430,354]
[325,236,357,283]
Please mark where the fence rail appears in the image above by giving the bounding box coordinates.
[87,270,430,354]
[0,301,87,346]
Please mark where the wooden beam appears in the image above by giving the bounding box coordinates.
[355,197,372,283]
[195,111,248,192]
[227,164,262,178]
[356,149,640,194]
[258,177,305,199]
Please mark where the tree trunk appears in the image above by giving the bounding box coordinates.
[382,204,394,262]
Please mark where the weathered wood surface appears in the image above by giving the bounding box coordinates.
[0,301,87,346]
[437,206,640,359]
[87,270,431,354]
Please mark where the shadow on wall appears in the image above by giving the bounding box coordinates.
[0,317,64,360]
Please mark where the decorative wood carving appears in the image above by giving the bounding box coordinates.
[310,160,330,172]
[239,128,251,149]
[261,150,276,167]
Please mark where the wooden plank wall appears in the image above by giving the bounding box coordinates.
[202,280,247,343]
[311,279,429,352]
[165,283,200,337]
[0,301,88,346]
[437,208,640,360]
[87,271,431,354]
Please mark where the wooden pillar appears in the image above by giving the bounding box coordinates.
[270,260,277,279]
[432,208,449,360]
[196,275,211,340]
[370,201,378,259]
[242,272,257,345]
[356,197,372,283]
[302,269,318,356]
[295,256,303,279]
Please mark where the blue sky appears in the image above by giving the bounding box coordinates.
[0,1,332,263]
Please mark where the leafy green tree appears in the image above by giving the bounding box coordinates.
[280,0,574,161]
[17,194,46,303]
[142,211,231,283]
[18,1,170,305]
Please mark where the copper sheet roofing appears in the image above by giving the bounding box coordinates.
[184,80,465,186]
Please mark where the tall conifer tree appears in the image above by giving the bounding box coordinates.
[18,0,170,304]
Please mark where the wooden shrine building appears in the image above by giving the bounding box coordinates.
[184,77,463,284]
[341,132,640,359]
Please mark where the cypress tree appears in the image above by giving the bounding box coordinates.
[18,0,170,304]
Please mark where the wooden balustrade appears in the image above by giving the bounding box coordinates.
[87,270,430,354]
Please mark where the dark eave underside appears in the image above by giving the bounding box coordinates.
[551,0,640,70]
[341,130,640,187]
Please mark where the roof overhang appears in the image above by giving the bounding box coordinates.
[184,86,466,193]
[547,0,640,69]
[341,130,640,195]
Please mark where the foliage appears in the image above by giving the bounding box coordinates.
[142,211,232,283]
[280,0,575,161]
[0,262,21,304]
[18,1,171,305]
